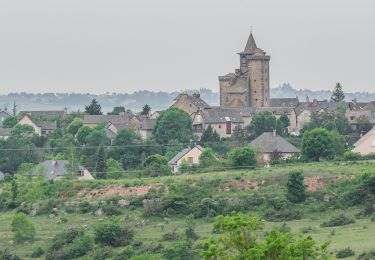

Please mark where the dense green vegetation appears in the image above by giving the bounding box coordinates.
[1,161,375,259]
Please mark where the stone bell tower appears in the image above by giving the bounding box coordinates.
[220,32,270,108]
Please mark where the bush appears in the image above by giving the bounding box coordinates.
[11,213,36,243]
[30,246,44,258]
[229,146,257,167]
[286,170,307,203]
[199,148,218,168]
[94,219,134,247]
[102,204,123,216]
[320,214,355,227]
[45,228,93,260]
[162,230,180,241]
[79,201,94,213]
[0,248,21,260]
[336,247,355,258]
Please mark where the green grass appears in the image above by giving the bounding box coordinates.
[1,160,375,259]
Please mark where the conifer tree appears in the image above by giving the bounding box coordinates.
[85,98,102,115]
[141,104,151,118]
[331,82,345,102]
[95,145,107,179]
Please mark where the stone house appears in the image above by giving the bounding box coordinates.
[84,113,156,140]
[353,128,375,155]
[33,160,94,181]
[192,107,253,138]
[171,93,211,117]
[168,145,204,173]
[18,115,57,136]
[250,132,300,163]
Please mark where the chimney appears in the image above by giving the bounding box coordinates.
[192,93,200,99]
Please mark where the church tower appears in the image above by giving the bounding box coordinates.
[219,32,270,108]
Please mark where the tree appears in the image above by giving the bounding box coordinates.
[229,146,257,167]
[199,148,217,168]
[11,213,36,243]
[85,98,102,115]
[154,108,192,144]
[247,111,284,139]
[143,154,171,177]
[301,128,336,161]
[201,213,330,260]
[200,125,220,144]
[231,125,246,143]
[108,106,125,115]
[2,116,17,128]
[331,82,345,102]
[141,104,151,118]
[109,128,143,169]
[67,118,83,136]
[286,170,307,203]
[106,158,124,179]
[95,145,107,179]
[94,219,134,247]
[76,126,93,145]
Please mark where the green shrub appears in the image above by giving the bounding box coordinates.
[102,204,123,216]
[30,246,44,258]
[113,246,134,260]
[94,219,134,247]
[229,146,257,167]
[79,201,94,213]
[0,248,21,260]
[336,247,355,258]
[286,171,307,203]
[11,213,36,243]
[45,228,93,260]
[320,214,355,227]
[162,230,180,241]
[358,250,375,260]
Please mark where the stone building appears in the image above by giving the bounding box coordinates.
[171,93,211,117]
[220,33,270,108]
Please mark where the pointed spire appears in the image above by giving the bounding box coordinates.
[244,33,258,53]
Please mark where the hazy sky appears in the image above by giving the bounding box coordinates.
[0,0,374,94]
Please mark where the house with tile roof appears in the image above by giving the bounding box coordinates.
[17,115,57,136]
[168,145,204,173]
[250,132,300,163]
[171,93,211,117]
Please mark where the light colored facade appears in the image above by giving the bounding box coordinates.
[18,115,57,136]
[168,146,203,173]
[220,33,270,108]
[171,93,210,118]
[353,128,375,155]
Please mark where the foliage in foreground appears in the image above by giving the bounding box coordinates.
[202,212,330,260]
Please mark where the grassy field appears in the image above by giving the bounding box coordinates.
[1,160,375,259]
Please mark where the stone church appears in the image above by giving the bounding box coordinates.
[220,33,270,108]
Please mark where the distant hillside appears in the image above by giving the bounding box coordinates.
[1,84,374,113]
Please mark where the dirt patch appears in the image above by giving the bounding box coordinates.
[221,179,259,192]
[304,174,354,192]
[82,185,157,199]
[304,177,326,192]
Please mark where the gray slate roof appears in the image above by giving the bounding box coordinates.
[295,101,349,116]
[242,33,264,54]
[34,160,86,180]
[0,128,11,137]
[35,121,57,130]
[198,107,254,124]
[250,132,300,153]
[21,110,65,117]
[139,118,156,130]
[174,93,210,109]
[84,114,136,128]
[168,145,204,165]
[269,98,299,108]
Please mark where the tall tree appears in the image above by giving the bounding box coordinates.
[141,104,151,118]
[2,116,18,128]
[154,108,192,144]
[331,82,345,102]
[247,111,285,139]
[85,99,102,115]
[301,128,336,161]
[95,145,107,179]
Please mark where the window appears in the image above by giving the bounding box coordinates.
[372,140,375,147]
[188,157,193,163]
[226,121,232,135]
[189,104,192,107]
[350,116,355,120]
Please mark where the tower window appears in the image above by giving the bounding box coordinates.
[254,90,257,93]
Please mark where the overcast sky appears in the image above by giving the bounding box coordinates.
[0,0,374,94]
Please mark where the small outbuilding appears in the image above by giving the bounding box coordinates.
[168,145,204,173]
[34,160,94,181]
[353,128,375,155]
[250,132,300,163]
